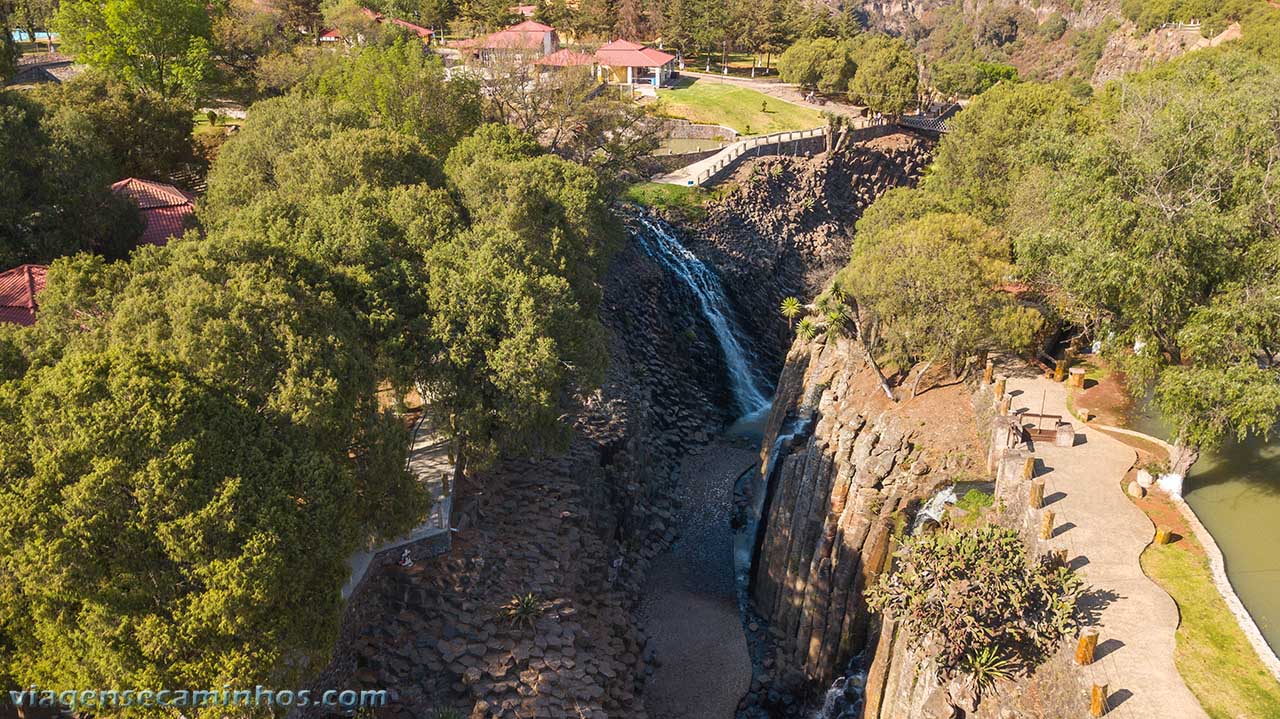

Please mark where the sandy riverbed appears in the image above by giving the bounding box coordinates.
[641,442,758,718]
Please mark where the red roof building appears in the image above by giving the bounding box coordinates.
[0,264,48,327]
[535,48,596,68]
[595,39,677,86]
[111,178,197,248]
[319,8,433,45]
[454,20,559,56]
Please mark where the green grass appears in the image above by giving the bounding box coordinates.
[654,77,825,136]
[622,182,710,220]
[1141,542,1280,719]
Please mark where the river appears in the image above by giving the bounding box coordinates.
[632,216,768,718]
[1128,405,1280,655]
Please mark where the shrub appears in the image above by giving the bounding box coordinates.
[866,526,1082,685]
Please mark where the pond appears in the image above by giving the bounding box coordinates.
[1128,404,1280,655]
[652,137,730,156]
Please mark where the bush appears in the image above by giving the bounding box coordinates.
[866,526,1082,684]
[1039,12,1069,40]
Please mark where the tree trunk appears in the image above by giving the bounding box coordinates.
[909,359,933,399]
[1169,440,1200,477]
[853,316,896,402]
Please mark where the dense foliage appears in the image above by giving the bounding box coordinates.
[0,83,151,267]
[779,34,920,114]
[844,29,1280,468]
[866,526,1082,684]
[53,0,214,101]
[0,40,616,708]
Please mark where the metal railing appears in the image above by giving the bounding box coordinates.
[898,114,950,134]
[691,126,828,185]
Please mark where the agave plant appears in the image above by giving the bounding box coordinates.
[962,645,1015,695]
[501,592,542,628]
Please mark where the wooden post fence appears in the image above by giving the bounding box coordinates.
[1029,479,1044,509]
[1090,683,1108,717]
[1039,510,1055,540]
[1076,627,1099,665]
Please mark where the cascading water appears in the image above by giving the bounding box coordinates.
[631,216,772,416]
[912,485,958,532]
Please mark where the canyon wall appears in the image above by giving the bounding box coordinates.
[688,133,933,378]
[747,334,981,688]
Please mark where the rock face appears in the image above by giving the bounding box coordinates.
[748,335,949,688]
[1091,21,1243,86]
[686,133,934,379]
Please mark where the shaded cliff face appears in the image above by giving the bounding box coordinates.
[747,334,983,688]
[685,133,934,379]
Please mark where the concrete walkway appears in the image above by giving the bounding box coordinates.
[1007,374,1208,719]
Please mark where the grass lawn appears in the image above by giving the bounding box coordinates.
[1141,540,1280,719]
[622,182,710,221]
[654,78,824,136]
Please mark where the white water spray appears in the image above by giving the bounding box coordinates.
[633,216,771,415]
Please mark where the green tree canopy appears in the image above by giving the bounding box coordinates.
[848,34,920,114]
[53,0,214,101]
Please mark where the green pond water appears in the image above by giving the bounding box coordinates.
[1128,405,1280,655]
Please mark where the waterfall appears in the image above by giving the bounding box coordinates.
[631,216,771,416]
[912,485,958,532]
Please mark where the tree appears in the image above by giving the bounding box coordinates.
[307,37,482,157]
[838,213,1043,397]
[0,90,142,268]
[33,71,194,180]
[0,244,424,709]
[778,37,856,93]
[53,0,214,101]
[0,0,20,82]
[481,61,658,186]
[848,33,919,114]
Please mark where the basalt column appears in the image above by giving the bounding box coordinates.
[750,335,937,685]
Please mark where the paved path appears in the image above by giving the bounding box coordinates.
[641,443,756,718]
[1007,374,1208,719]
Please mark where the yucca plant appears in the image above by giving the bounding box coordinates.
[501,592,542,628]
[797,317,818,340]
[962,645,1015,695]
[780,296,802,327]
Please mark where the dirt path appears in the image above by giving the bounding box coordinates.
[1007,374,1208,719]
[641,443,757,719]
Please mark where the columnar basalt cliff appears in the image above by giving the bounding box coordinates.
[688,134,934,377]
[748,334,982,688]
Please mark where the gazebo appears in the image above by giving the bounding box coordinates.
[594,40,676,86]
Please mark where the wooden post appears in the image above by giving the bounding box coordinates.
[1090,683,1108,717]
[993,376,1006,399]
[1039,510,1055,540]
[982,359,994,385]
[1154,527,1172,545]
[1075,627,1099,665]
[1021,456,1036,481]
[1053,548,1068,565]
[1069,367,1086,388]
[997,396,1011,416]
[1029,479,1044,509]
[1054,359,1068,382]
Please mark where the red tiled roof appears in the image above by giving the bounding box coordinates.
[111,178,196,247]
[0,264,48,327]
[389,18,433,37]
[595,39,675,68]
[463,20,555,50]
[535,48,596,67]
[319,28,342,40]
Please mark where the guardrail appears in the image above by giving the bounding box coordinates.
[691,126,829,185]
[898,114,950,134]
